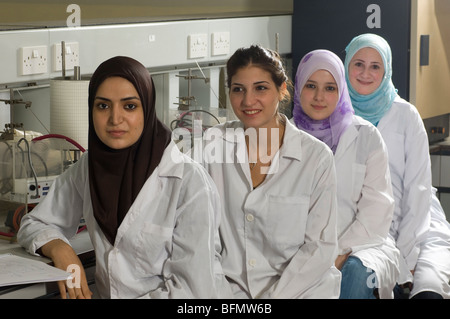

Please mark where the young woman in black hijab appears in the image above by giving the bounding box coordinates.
[18,56,229,299]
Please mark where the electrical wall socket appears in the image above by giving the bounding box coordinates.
[19,45,48,75]
[52,42,80,72]
[188,34,208,59]
[211,32,230,56]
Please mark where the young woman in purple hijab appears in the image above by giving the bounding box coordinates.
[18,56,230,299]
[292,49,400,298]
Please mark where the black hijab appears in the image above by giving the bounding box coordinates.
[88,56,172,245]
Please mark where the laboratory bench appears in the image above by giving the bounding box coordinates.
[430,137,450,221]
[429,136,450,153]
[0,227,96,299]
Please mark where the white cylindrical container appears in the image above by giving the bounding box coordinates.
[50,77,89,150]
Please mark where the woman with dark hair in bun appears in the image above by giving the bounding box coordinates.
[200,45,341,298]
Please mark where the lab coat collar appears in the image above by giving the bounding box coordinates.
[279,115,303,162]
[376,95,402,132]
[334,117,358,161]
[220,115,303,163]
[158,140,185,179]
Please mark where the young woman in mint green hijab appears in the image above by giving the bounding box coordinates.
[344,33,397,127]
[345,33,450,299]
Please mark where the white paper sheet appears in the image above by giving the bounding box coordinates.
[0,253,72,287]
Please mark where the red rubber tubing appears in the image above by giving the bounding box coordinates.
[31,134,86,152]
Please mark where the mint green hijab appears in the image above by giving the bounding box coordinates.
[344,33,398,126]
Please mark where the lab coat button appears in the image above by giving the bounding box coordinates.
[248,259,256,267]
[246,214,254,222]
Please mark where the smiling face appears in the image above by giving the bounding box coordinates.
[229,65,286,130]
[347,47,385,95]
[92,76,144,149]
[300,69,339,121]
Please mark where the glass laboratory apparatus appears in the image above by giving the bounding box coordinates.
[0,129,85,242]
[166,66,236,154]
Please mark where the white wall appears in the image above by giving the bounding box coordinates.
[0,15,292,133]
[0,15,291,84]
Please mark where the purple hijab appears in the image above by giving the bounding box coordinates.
[292,49,354,153]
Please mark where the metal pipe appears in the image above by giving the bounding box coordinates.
[9,88,14,125]
[74,66,81,80]
[61,41,66,78]
[187,68,192,107]
[275,33,280,53]
[0,84,50,93]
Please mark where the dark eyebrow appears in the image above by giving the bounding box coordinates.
[94,96,140,102]
[231,80,270,86]
[254,81,270,85]
[353,58,382,65]
[306,79,337,86]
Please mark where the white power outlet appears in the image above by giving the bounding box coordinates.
[211,32,230,56]
[53,42,80,72]
[19,45,48,75]
[188,34,208,59]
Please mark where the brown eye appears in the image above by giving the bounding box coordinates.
[125,103,137,110]
[96,103,108,109]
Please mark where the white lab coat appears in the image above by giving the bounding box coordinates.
[410,187,450,298]
[18,141,231,299]
[200,116,341,299]
[333,115,400,299]
[378,96,450,297]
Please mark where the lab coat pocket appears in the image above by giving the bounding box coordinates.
[351,163,366,202]
[267,194,309,253]
[136,222,173,275]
